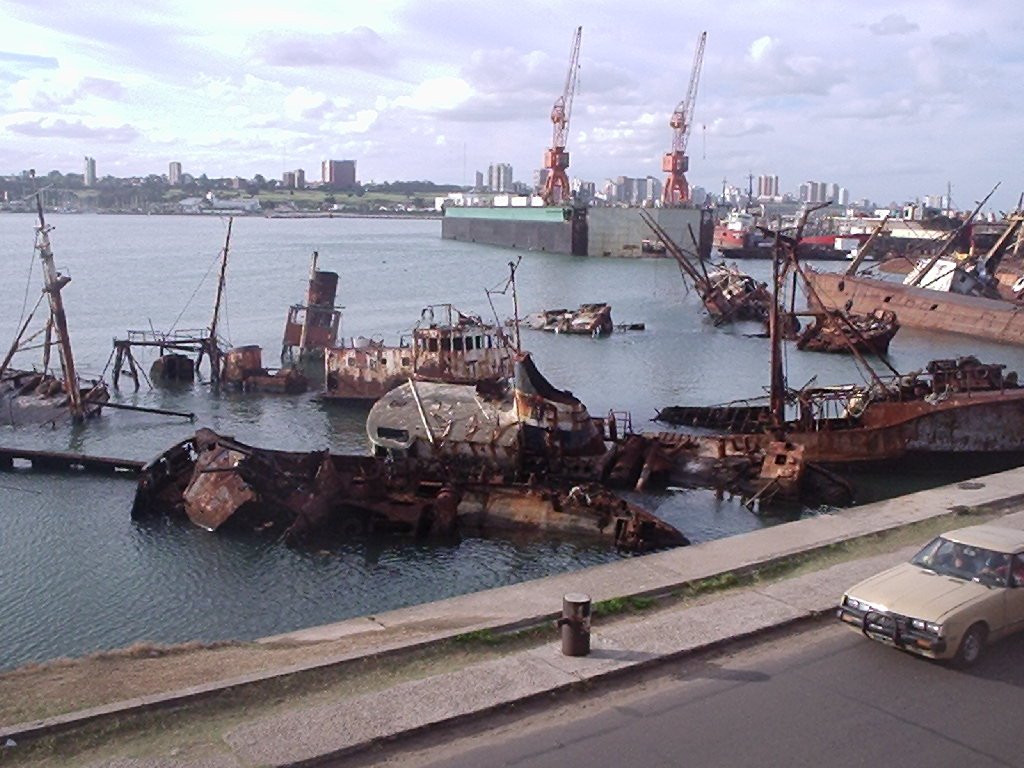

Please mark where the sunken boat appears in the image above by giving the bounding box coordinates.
[133,351,692,556]
[804,201,1024,345]
[656,218,1024,481]
[281,250,343,363]
[641,209,771,325]
[794,308,899,355]
[323,304,514,402]
[1,192,108,426]
[524,303,615,336]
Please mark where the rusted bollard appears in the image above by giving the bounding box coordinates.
[556,592,591,656]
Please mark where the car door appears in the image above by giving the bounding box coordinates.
[1003,554,1024,638]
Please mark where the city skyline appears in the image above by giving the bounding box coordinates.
[2,0,1021,212]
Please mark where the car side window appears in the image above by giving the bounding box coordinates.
[1012,555,1024,587]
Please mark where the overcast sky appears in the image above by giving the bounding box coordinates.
[2,0,1022,211]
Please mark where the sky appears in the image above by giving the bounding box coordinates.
[2,0,1022,211]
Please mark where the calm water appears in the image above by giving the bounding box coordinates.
[3,213,1024,670]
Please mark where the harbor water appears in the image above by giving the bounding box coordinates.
[3,213,1024,671]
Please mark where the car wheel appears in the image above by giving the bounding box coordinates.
[953,623,987,668]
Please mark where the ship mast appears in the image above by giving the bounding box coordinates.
[205,217,232,389]
[34,193,86,421]
[768,234,786,425]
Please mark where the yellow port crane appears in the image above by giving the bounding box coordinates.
[540,26,582,206]
[662,31,707,206]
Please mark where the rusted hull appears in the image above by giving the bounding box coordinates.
[795,391,1024,463]
[659,390,1024,465]
[796,310,899,355]
[525,304,615,336]
[132,429,689,552]
[805,270,1024,345]
[324,344,511,401]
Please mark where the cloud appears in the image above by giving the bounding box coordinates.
[869,14,919,36]
[5,117,139,142]
[0,50,59,70]
[739,36,843,98]
[254,27,395,71]
[395,77,474,112]
[9,74,125,110]
[707,117,773,139]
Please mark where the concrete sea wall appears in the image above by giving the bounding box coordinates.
[441,205,712,259]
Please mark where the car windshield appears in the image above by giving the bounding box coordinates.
[912,536,1011,586]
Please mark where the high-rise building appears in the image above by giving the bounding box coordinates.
[500,164,513,192]
[757,174,779,199]
[487,163,513,192]
[168,161,182,186]
[282,171,296,188]
[474,170,484,189]
[84,156,97,187]
[321,159,356,189]
[294,169,305,189]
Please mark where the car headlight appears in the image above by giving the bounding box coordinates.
[910,618,942,635]
[845,596,870,611]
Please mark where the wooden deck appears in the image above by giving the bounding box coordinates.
[0,446,143,474]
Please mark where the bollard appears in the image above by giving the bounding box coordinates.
[556,592,591,656]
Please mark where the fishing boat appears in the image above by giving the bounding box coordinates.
[0,193,109,426]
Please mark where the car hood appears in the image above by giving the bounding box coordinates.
[846,563,991,621]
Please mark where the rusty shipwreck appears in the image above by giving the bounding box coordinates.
[113,219,310,394]
[1,192,109,426]
[804,197,1024,345]
[640,209,771,326]
[655,226,1024,489]
[323,304,514,402]
[524,303,615,336]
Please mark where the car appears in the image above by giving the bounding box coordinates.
[837,523,1024,667]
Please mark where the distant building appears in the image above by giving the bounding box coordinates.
[294,169,305,189]
[321,159,356,189]
[169,161,182,186]
[84,156,96,187]
[488,163,513,192]
[474,170,484,189]
[757,174,779,199]
[282,171,296,188]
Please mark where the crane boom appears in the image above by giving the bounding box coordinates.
[662,31,707,206]
[540,26,582,206]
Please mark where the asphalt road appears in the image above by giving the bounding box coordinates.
[356,617,1024,768]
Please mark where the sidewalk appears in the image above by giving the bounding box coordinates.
[4,468,1024,767]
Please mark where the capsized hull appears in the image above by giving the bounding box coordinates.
[805,269,1024,345]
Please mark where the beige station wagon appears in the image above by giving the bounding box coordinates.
[837,523,1024,667]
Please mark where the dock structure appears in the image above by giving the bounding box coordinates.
[0,446,143,474]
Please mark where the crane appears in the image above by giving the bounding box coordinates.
[540,26,582,206]
[662,31,707,206]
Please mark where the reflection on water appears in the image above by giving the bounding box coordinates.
[4,214,1024,670]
